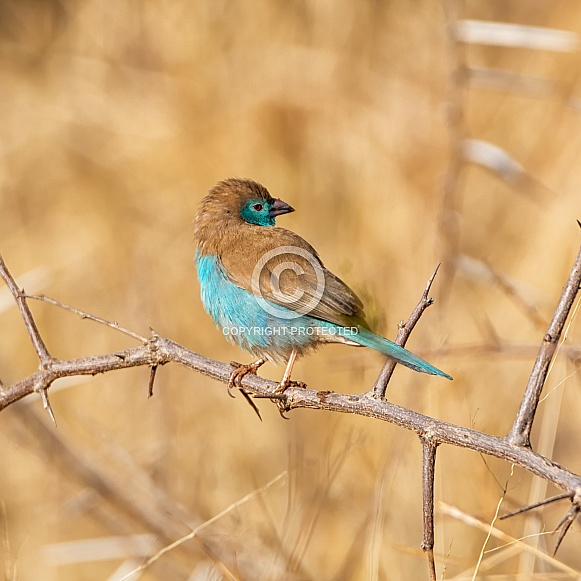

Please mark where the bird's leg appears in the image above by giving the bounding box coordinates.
[228,358,266,396]
[273,349,306,394]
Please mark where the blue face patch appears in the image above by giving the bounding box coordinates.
[239,198,275,226]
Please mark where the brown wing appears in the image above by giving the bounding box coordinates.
[220,226,368,327]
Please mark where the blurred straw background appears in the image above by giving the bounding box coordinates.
[1,1,581,579]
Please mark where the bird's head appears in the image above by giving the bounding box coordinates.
[225,178,294,226]
[195,178,295,253]
[198,178,293,226]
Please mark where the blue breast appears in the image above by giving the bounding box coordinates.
[195,252,319,361]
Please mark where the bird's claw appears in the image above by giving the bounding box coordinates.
[227,359,305,420]
[273,379,307,395]
[271,379,307,419]
[228,359,265,396]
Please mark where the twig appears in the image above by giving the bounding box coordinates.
[0,256,51,364]
[420,437,439,581]
[508,242,581,447]
[26,293,148,343]
[371,265,440,400]
[0,256,56,423]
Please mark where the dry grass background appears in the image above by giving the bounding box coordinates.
[1,1,581,579]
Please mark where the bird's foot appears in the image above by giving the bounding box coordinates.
[273,378,307,395]
[228,359,265,397]
[268,379,306,419]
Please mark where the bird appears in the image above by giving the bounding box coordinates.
[194,178,452,399]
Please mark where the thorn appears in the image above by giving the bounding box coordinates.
[552,503,580,555]
[553,512,573,555]
[148,364,158,398]
[500,492,571,520]
[39,388,57,427]
[239,389,262,421]
[254,388,293,418]
[148,329,160,348]
[425,263,441,295]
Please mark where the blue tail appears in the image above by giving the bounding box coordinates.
[354,328,452,380]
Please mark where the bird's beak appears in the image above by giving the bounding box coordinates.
[269,198,295,218]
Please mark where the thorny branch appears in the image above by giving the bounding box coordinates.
[2,247,581,577]
[371,264,440,400]
[508,242,581,447]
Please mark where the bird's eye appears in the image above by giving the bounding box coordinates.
[252,203,263,212]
